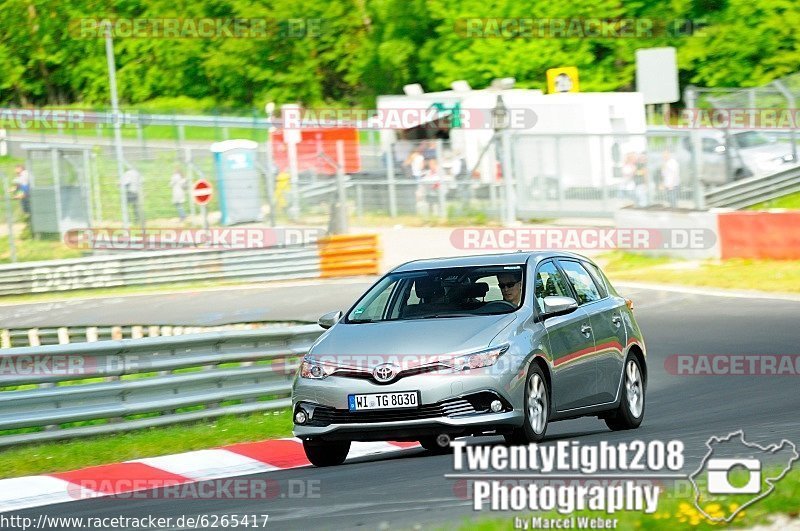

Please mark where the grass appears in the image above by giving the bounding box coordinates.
[0,410,293,479]
[749,191,800,210]
[463,467,800,530]
[0,233,85,264]
[598,252,800,294]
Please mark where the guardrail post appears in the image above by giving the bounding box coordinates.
[57,327,70,345]
[86,327,98,342]
[28,329,40,347]
[0,329,10,349]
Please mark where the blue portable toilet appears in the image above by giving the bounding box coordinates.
[210,139,263,225]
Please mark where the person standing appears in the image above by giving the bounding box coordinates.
[660,150,680,209]
[12,164,30,216]
[633,153,649,208]
[122,167,142,224]
[170,166,187,222]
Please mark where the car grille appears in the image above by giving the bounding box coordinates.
[309,398,476,425]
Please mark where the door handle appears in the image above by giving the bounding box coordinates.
[580,324,592,337]
[611,315,622,327]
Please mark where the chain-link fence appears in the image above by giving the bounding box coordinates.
[1,128,712,240]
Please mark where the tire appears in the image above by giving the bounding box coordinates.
[505,364,549,445]
[419,434,453,454]
[605,355,646,431]
[302,439,350,467]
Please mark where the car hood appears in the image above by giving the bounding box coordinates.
[308,314,517,362]
[739,143,791,159]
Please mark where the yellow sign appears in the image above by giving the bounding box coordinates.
[546,67,580,93]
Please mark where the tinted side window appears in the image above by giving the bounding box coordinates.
[534,261,572,313]
[558,260,601,305]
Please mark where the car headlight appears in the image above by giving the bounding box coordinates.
[449,344,509,371]
[299,359,336,379]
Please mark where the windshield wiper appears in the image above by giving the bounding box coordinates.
[412,313,475,319]
[348,318,378,323]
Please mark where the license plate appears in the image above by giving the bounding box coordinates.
[348,391,419,412]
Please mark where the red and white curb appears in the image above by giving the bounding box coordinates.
[0,438,420,513]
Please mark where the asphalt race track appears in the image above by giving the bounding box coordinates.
[7,284,800,530]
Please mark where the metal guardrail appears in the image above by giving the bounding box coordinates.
[0,321,310,349]
[705,165,800,209]
[0,243,320,296]
[0,326,324,447]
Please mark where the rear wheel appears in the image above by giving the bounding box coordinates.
[505,364,549,444]
[605,355,645,431]
[302,439,350,467]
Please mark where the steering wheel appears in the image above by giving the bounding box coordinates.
[476,300,516,313]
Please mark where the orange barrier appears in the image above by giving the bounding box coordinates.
[718,212,800,259]
[317,234,381,277]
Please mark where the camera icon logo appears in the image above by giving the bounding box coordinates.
[689,430,798,523]
[706,458,761,494]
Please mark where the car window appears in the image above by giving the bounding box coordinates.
[583,262,609,298]
[557,260,602,305]
[733,131,773,148]
[346,265,524,322]
[702,137,722,153]
[533,261,571,313]
[349,278,399,321]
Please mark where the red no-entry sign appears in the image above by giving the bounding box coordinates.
[192,179,213,206]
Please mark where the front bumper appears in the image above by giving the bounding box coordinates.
[292,371,523,441]
[293,410,521,442]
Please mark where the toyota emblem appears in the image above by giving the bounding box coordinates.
[373,363,398,383]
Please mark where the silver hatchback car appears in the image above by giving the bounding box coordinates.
[292,252,646,466]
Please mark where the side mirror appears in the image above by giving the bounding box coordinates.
[542,296,578,318]
[318,310,343,329]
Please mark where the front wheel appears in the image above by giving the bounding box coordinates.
[505,364,549,444]
[303,439,350,467]
[605,355,645,431]
[419,434,453,454]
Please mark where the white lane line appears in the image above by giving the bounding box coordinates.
[133,449,278,481]
[615,281,800,302]
[0,475,102,513]
[347,441,415,460]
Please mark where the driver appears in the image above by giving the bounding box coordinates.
[497,271,522,306]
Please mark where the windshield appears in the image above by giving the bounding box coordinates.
[733,131,774,148]
[345,265,525,323]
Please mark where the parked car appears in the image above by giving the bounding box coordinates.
[292,252,647,466]
[676,130,797,185]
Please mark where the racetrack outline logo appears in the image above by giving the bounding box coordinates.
[688,430,798,522]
